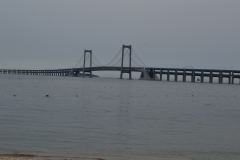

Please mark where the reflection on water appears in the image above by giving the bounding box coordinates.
[0,74,240,160]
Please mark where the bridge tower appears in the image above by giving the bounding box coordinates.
[83,50,92,78]
[120,45,132,79]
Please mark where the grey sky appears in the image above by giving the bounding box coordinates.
[1,0,240,77]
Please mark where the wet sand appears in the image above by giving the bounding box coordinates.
[0,158,105,160]
[0,158,43,160]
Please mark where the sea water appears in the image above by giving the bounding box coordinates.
[0,74,240,160]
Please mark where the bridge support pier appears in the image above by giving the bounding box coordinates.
[183,70,186,82]
[167,69,169,81]
[174,70,178,81]
[83,50,92,78]
[228,73,231,84]
[191,70,195,82]
[201,70,204,83]
[120,45,132,79]
[160,69,162,81]
[209,70,213,83]
[219,71,223,84]
[153,69,155,80]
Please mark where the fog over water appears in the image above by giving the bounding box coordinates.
[0,0,240,78]
[0,74,240,160]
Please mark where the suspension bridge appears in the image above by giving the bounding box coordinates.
[1,45,240,84]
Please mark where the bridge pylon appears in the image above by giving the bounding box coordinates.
[120,45,132,79]
[83,50,92,78]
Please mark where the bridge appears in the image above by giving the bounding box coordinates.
[1,45,240,84]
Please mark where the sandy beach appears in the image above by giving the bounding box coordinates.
[0,158,105,160]
[0,158,43,160]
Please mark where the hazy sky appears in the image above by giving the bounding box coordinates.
[1,0,240,77]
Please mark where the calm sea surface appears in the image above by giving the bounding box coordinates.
[0,74,240,160]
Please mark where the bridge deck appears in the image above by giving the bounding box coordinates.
[1,67,240,84]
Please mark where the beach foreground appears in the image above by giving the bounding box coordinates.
[0,158,45,160]
[0,158,105,160]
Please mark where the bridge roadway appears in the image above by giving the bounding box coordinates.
[1,67,240,84]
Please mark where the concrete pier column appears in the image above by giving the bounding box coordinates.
[77,71,81,77]
[174,70,178,81]
[153,69,155,80]
[210,70,213,83]
[70,69,74,77]
[228,72,231,84]
[219,71,223,84]
[231,71,234,84]
[183,70,186,82]
[191,70,195,82]
[167,69,169,81]
[201,70,204,83]
[160,69,162,81]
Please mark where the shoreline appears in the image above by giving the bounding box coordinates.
[0,158,105,160]
[0,156,105,160]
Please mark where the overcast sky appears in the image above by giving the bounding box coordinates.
[0,0,240,77]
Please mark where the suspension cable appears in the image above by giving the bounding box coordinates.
[105,47,122,66]
[92,53,103,66]
[79,54,90,68]
[84,54,90,64]
[111,58,122,66]
[132,48,149,67]
[125,52,142,67]
[92,61,101,67]
[112,52,128,66]
[131,57,142,67]
[73,52,84,68]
